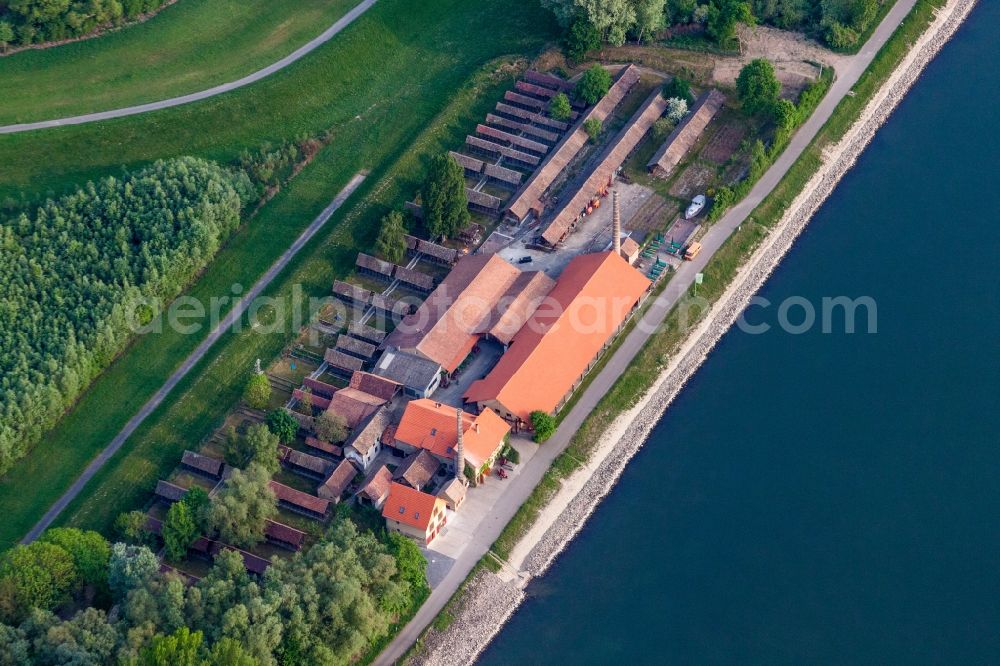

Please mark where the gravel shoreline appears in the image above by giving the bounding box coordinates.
[411,2,977,663]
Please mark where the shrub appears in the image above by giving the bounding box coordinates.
[574,65,612,105]
[531,411,557,443]
[824,20,859,49]
[549,92,573,121]
[652,117,675,141]
[666,97,689,123]
[162,501,198,562]
[114,510,155,547]
[583,117,603,143]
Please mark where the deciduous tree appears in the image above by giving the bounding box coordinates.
[314,411,349,444]
[38,528,110,590]
[549,92,573,121]
[0,542,77,621]
[206,463,277,548]
[243,373,271,410]
[140,626,203,666]
[375,210,408,264]
[705,0,754,44]
[563,15,600,60]
[531,411,557,442]
[162,501,199,562]
[736,58,781,116]
[108,543,159,601]
[266,408,299,444]
[583,117,603,143]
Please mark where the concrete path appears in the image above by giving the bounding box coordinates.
[21,172,367,544]
[0,0,378,135]
[374,1,918,663]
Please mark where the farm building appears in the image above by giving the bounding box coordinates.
[382,482,448,545]
[318,459,359,502]
[393,450,441,492]
[358,465,393,508]
[269,480,330,520]
[372,347,443,398]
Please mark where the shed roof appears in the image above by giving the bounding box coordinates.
[345,402,400,456]
[336,334,378,359]
[488,271,557,345]
[476,124,548,155]
[332,280,372,304]
[372,348,442,391]
[465,135,541,167]
[485,113,559,144]
[523,70,573,92]
[466,188,502,211]
[393,264,436,292]
[282,446,334,476]
[507,65,640,223]
[264,519,306,549]
[394,400,510,469]
[449,150,484,174]
[324,348,365,373]
[348,322,387,345]
[359,465,393,504]
[269,480,330,516]
[349,371,401,401]
[484,162,524,187]
[541,88,668,246]
[327,387,386,429]
[355,252,394,276]
[382,482,444,531]
[393,450,441,489]
[415,238,459,264]
[320,459,358,499]
[154,480,187,502]
[181,450,223,477]
[466,252,650,421]
[494,102,569,131]
[384,254,522,372]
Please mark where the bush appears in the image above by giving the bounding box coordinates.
[824,20,859,49]
[574,65,612,106]
[652,117,675,141]
[243,373,272,410]
[531,411,557,443]
[666,97,689,123]
[114,510,155,547]
[549,92,573,121]
[162,501,198,562]
[266,408,299,444]
[501,443,521,465]
[583,118,602,143]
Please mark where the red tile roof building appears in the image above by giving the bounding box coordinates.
[393,399,510,480]
[466,252,650,425]
[382,482,447,545]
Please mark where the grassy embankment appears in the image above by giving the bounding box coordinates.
[0,0,557,550]
[0,0,359,126]
[485,0,948,561]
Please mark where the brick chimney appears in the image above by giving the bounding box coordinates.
[455,408,465,482]
[612,189,621,257]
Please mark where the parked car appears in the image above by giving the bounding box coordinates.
[518,256,533,264]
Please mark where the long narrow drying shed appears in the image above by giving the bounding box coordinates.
[505,64,642,225]
[647,89,726,178]
[540,87,669,246]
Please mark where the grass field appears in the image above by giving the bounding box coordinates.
[0,0,555,549]
[0,0,553,204]
[0,0,359,125]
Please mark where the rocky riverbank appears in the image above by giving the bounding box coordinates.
[409,1,978,663]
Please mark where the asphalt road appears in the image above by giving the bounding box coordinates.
[374,1,919,662]
[0,0,378,135]
[21,172,367,544]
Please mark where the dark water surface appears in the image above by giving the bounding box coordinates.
[480,4,1000,664]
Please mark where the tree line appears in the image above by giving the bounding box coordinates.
[544,0,886,54]
[0,520,428,664]
[0,0,173,51]
[0,157,254,476]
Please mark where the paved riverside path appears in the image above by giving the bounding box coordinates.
[0,0,378,135]
[374,1,918,662]
[21,172,367,544]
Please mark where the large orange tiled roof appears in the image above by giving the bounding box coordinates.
[394,399,510,469]
[488,271,557,345]
[385,254,521,372]
[382,482,443,531]
[465,252,650,421]
[327,387,386,429]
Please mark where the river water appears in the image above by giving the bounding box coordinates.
[480,4,1000,663]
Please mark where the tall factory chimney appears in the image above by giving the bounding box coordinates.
[612,189,622,257]
[455,408,465,482]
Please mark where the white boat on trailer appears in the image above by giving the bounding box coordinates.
[685,194,706,219]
